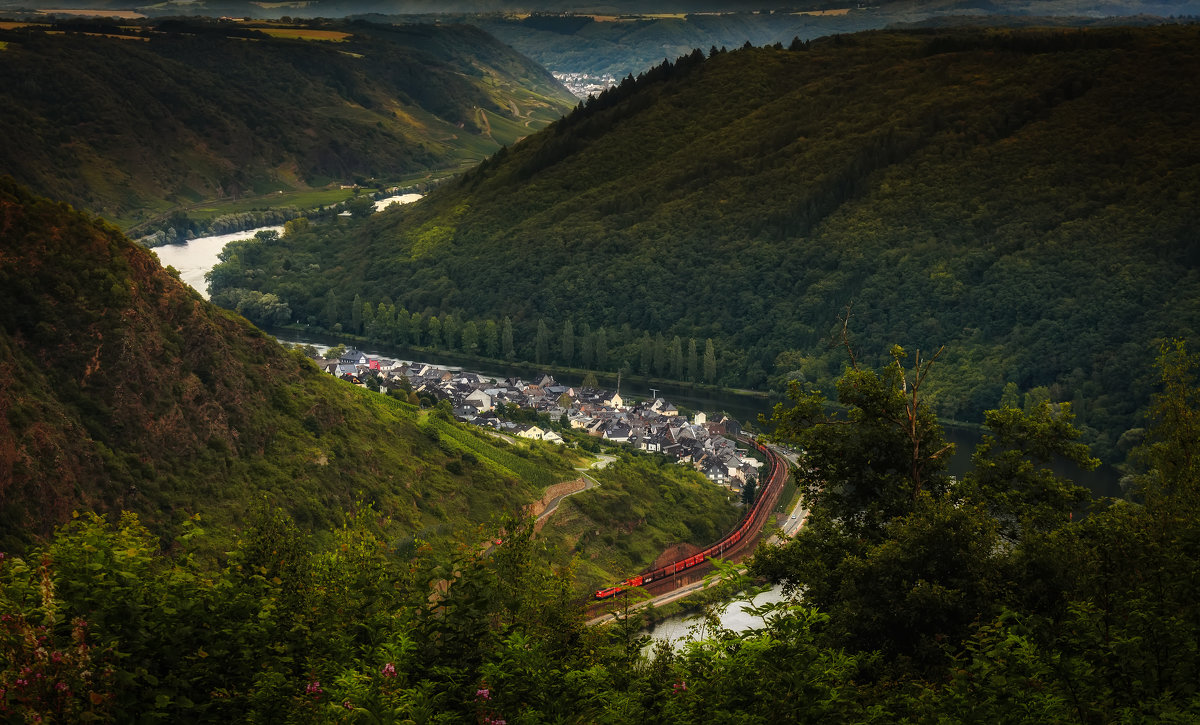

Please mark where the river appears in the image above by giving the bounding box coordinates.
[150,193,423,300]
[152,225,284,299]
[643,584,788,651]
[153,206,1121,499]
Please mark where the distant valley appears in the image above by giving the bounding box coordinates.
[211,26,1200,463]
[0,17,576,224]
[3,5,1200,721]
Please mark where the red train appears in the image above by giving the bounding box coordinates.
[594,438,783,600]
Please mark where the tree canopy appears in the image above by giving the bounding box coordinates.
[209,26,1200,462]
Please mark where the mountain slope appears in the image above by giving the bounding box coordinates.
[0,178,584,548]
[0,18,575,224]
[216,26,1200,459]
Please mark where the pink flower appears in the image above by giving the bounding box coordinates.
[305,680,323,697]
[476,688,490,701]
[381,662,397,678]
[342,700,354,710]
[673,680,688,693]
[55,682,68,692]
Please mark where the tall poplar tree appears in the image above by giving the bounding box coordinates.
[671,336,684,379]
[704,338,717,384]
[579,321,593,368]
[595,327,608,370]
[502,316,515,360]
[688,338,699,382]
[396,307,411,344]
[484,319,499,358]
[441,313,458,352]
[461,320,479,354]
[409,311,422,346]
[561,319,574,366]
[361,301,375,338]
[654,332,668,376]
[427,315,441,349]
[535,319,550,365]
[322,290,339,329]
[351,293,364,334]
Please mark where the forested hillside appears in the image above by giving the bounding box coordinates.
[213,26,1200,461]
[0,179,588,549]
[4,339,1200,722]
[0,18,575,224]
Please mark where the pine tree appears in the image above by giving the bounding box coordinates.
[742,479,757,506]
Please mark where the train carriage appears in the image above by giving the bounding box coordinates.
[595,438,786,600]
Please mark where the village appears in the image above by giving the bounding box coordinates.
[316,346,764,497]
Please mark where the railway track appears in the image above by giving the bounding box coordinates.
[587,438,789,618]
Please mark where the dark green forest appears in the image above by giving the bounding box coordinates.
[209,26,1200,463]
[0,18,575,223]
[4,338,1199,722]
[4,16,1200,723]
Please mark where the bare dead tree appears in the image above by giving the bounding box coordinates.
[834,303,860,372]
[889,345,954,497]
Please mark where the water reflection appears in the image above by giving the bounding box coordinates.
[642,585,787,651]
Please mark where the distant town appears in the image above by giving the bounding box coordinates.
[316,346,763,496]
[552,70,618,98]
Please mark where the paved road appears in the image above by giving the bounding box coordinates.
[536,452,619,525]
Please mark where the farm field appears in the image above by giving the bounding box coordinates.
[257,27,351,41]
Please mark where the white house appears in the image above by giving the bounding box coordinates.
[465,389,493,411]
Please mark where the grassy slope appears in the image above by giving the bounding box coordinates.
[0,19,575,225]
[0,178,582,550]
[537,456,740,593]
[228,26,1199,459]
[0,180,740,594]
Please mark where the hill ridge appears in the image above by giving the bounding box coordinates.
[208,26,1200,461]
